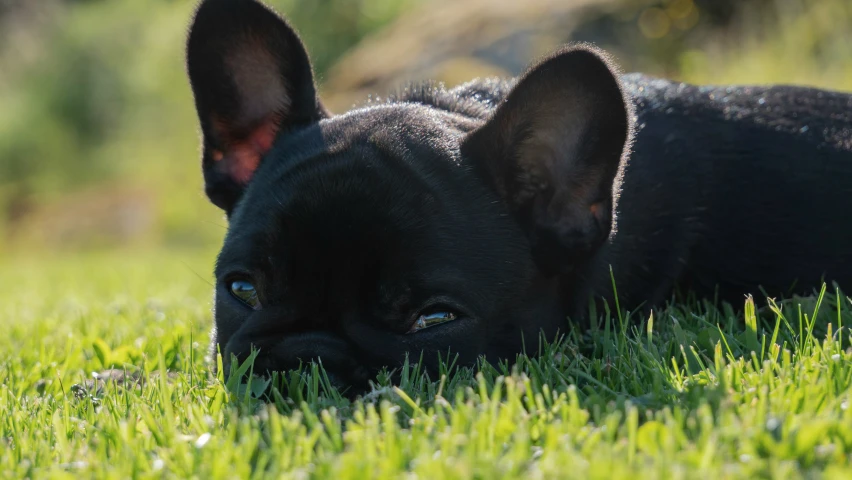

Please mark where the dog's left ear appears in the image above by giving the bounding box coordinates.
[186,0,329,214]
[461,45,631,275]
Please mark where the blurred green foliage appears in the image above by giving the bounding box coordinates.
[0,0,849,255]
[0,0,419,252]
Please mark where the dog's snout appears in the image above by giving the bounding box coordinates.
[222,306,337,357]
[222,312,370,391]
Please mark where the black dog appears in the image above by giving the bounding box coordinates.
[186,0,852,390]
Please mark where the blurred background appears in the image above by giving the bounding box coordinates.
[0,0,850,259]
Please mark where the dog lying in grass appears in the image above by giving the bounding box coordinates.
[184,0,852,393]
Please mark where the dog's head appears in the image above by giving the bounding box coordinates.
[186,0,631,392]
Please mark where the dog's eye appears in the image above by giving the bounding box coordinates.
[407,310,458,334]
[229,280,260,309]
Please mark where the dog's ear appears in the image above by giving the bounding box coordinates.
[186,0,329,214]
[462,45,631,275]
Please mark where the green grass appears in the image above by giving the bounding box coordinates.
[2,1,851,477]
[3,250,852,478]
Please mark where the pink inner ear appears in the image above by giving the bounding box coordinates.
[212,116,279,185]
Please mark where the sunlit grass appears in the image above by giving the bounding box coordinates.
[2,0,852,478]
[2,251,852,478]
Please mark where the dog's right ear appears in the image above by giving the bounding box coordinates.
[461,46,631,276]
[187,0,328,214]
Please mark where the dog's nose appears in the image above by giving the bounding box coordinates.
[221,306,337,361]
[222,311,370,393]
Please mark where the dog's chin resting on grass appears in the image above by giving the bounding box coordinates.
[184,0,852,394]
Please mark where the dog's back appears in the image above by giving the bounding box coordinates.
[588,75,852,313]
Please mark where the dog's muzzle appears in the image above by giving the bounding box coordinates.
[222,311,373,394]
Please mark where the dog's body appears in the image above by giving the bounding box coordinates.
[576,75,852,318]
[186,0,852,392]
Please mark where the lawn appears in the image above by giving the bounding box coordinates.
[2,249,851,479]
[3,0,852,477]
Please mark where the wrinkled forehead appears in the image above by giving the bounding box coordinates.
[224,126,426,234]
[217,104,487,269]
[233,155,434,240]
[241,105,475,208]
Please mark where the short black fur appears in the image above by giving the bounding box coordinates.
[186,0,852,395]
